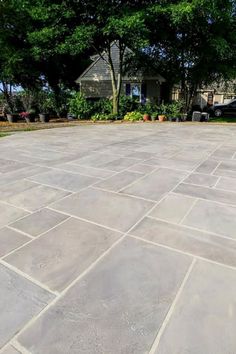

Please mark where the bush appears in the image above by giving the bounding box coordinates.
[36,90,54,114]
[93,98,112,115]
[119,96,139,116]
[124,111,143,121]
[68,92,93,119]
[91,112,118,121]
[167,101,183,119]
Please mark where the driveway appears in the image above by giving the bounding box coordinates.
[1,123,236,353]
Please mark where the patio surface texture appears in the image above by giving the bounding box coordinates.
[1,123,236,354]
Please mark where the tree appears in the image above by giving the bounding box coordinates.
[26,0,149,114]
[144,0,236,111]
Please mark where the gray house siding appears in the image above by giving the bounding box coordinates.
[77,42,166,103]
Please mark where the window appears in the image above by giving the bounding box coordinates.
[131,84,141,101]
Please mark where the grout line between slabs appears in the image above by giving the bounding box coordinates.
[1,217,72,261]
[179,198,200,225]
[7,178,168,350]
[148,258,196,354]
[7,225,35,239]
[128,233,236,272]
[0,259,58,297]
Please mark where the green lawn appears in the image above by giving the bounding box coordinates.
[209,116,236,123]
[0,132,9,138]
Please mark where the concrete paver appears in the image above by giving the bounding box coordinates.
[1,123,236,353]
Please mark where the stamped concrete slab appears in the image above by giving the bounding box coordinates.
[183,199,236,239]
[126,151,157,160]
[129,217,236,267]
[1,345,21,354]
[4,185,69,212]
[18,237,191,354]
[183,173,218,187]
[98,157,138,172]
[155,261,236,354]
[121,168,187,201]
[0,180,37,200]
[174,183,236,206]
[5,217,121,291]
[212,161,236,179]
[55,163,114,179]
[0,202,29,228]
[0,158,28,174]
[128,163,157,174]
[72,152,119,168]
[0,166,50,188]
[215,176,236,192]
[0,227,30,257]
[150,193,196,224]
[94,171,142,192]
[29,170,98,192]
[145,157,200,171]
[51,188,154,232]
[213,165,236,178]
[211,145,235,159]
[0,264,54,348]
[194,159,220,174]
[11,208,69,237]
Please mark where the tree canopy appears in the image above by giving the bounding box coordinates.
[1,0,236,112]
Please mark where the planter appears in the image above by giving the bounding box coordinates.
[39,113,50,123]
[6,113,18,123]
[158,115,166,122]
[25,114,35,123]
[143,114,151,121]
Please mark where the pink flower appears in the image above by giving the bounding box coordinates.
[19,111,30,118]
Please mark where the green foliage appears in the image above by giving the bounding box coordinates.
[68,92,92,119]
[93,99,112,115]
[119,95,140,116]
[167,100,184,118]
[91,112,117,121]
[124,111,143,122]
[36,90,54,114]
[5,95,22,114]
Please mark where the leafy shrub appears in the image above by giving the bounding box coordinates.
[124,111,143,121]
[167,100,184,119]
[91,112,118,121]
[68,92,93,119]
[36,90,54,114]
[5,95,23,114]
[159,103,168,115]
[93,98,112,115]
[119,95,139,116]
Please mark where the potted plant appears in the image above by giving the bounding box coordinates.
[143,113,151,121]
[158,103,167,122]
[37,92,52,123]
[167,101,183,122]
[19,110,36,123]
[5,96,20,123]
[151,112,158,122]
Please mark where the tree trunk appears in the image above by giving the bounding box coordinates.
[112,94,119,115]
[107,41,125,116]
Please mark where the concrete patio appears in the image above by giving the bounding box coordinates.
[1,122,236,353]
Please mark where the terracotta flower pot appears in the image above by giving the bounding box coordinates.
[6,113,18,123]
[143,114,151,121]
[39,113,50,123]
[158,115,166,122]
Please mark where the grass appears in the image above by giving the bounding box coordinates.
[209,116,236,123]
[0,132,10,138]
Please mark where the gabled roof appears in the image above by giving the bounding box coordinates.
[76,42,165,83]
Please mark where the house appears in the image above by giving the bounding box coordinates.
[76,42,166,104]
[171,81,236,109]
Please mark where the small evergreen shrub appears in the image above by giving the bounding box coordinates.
[68,92,93,119]
[124,111,143,121]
